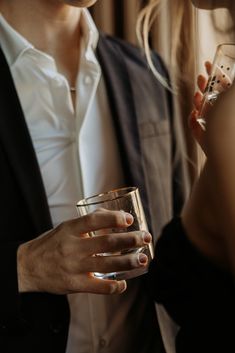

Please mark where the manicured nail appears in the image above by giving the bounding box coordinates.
[142,231,151,244]
[138,253,148,265]
[125,213,133,225]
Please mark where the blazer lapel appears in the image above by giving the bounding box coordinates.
[0,47,52,234]
[96,35,151,224]
[0,36,151,233]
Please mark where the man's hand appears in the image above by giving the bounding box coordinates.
[17,209,151,295]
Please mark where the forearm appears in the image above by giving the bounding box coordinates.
[181,160,229,268]
[204,84,235,273]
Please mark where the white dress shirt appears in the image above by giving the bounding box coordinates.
[0,11,125,227]
[0,10,158,353]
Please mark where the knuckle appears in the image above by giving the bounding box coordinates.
[124,233,139,248]
[86,212,96,227]
[57,220,70,234]
[105,234,117,248]
[132,233,140,246]
[93,207,106,214]
[113,212,125,227]
[56,222,64,233]
[63,275,77,292]
[126,255,138,269]
[78,214,92,232]
[57,240,70,258]
[127,257,135,268]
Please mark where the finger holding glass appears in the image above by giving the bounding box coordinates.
[197,43,235,129]
[17,208,150,295]
[77,187,154,281]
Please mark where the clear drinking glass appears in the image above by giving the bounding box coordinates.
[197,43,235,129]
[76,187,154,280]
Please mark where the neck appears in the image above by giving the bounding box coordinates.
[0,0,82,54]
[231,9,235,28]
[0,0,82,87]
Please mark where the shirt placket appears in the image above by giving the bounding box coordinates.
[74,41,102,353]
[75,44,101,201]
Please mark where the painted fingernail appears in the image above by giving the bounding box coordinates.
[125,213,133,225]
[138,253,148,265]
[142,231,151,244]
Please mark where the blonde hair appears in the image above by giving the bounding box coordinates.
[136,0,171,89]
[137,0,198,180]
[136,0,196,92]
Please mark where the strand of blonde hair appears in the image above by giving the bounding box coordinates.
[136,0,173,91]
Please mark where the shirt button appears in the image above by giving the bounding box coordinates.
[99,338,106,348]
[84,75,92,85]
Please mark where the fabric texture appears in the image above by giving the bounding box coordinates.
[148,217,235,353]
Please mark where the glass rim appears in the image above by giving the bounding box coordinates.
[76,186,138,207]
[216,42,235,56]
[217,43,235,48]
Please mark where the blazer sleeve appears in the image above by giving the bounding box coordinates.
[0,241,27,330]
[147,217,235,352]
[151,52,189,217]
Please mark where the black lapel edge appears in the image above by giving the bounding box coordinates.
[0,46,52,233]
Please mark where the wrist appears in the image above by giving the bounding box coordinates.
[17,243,36,293]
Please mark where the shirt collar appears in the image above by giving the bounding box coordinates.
[80,9,99,52]
[0,9,99,68]
[0,13,33,67]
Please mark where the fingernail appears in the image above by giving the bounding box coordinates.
[117,280,127,293]
[138,253,148,265]
[125,213,133,225]
[142,231,151,244]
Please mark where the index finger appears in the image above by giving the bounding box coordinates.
[68,209,134,235]
[205,61,212,76]
[197,75,207,94]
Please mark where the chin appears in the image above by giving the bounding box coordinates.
[63,0,97,7]
[191,0,234,10]
[191,0,229,9]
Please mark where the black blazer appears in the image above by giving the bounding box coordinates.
[0,33,188,352]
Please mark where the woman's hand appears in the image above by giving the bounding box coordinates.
[189,61,212,152]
